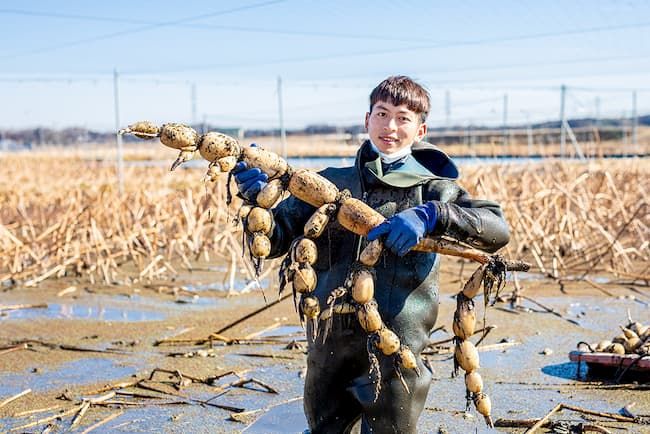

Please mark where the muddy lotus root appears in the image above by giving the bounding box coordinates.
[337,198,386,236]
[465,371,483,394]
[246,207,273,235]
[241,146,288,180]
[351,269,374,304]
[160,123,200,151]
[122,121,160,139]
[250,233,271,258]
[257,179,284,209]
[292,237,318,265]
[375,327,401,356]
[292,263,317,293]
[288,169,339,208]
[301,295,321,320]
[304,204,336,238]
[359,239,383,267]
[453,296,476,341]
[462,264,486,299]
[357,301,383,333]
[199,132,242,162]
[455,340,480,373]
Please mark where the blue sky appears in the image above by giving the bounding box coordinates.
[1,0,649,130]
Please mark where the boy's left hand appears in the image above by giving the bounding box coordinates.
[367,203,438,257]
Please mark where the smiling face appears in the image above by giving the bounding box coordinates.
[365,101,427,154]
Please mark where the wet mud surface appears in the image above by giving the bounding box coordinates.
[1,260,648,433]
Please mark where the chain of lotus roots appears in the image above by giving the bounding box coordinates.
[119,121,529,426]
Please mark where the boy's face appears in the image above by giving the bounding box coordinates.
[365,101,427,154]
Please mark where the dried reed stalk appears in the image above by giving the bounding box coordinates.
[0,152,647,286]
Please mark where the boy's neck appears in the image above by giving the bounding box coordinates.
[369,140,413,164]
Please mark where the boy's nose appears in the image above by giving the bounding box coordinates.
[384,117,398,131]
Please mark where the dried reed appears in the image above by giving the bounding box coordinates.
[1,151,647,286]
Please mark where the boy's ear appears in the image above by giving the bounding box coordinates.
[416,122,427,141]
[364,112,370,130]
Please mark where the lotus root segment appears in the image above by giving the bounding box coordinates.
[292,237,318,265]
[462,264,486,299]
[246,207,273,235]
[453,294,476,340]
[357,301,383,333]
[123,121,160,139]
[160,123,200,151]
[465,371,483,394]
[288,169,339,208]
[304,204,336,238]
[351,268,374,304]
[359,239,383,267]
[338,198,386,236]
[218,156,238,172]
[292,263,317,294]
[397,345,420,375]
[198,132,241,162]
[238,205,252,221]
[206,164,221,182]
[588,319,650,355]
[594,340,612,352]
[607,343,626,354]
[301,295,320,320]
[455,340,480,373]
[241,146,288,180]
[257,179,284,209]
[473,393,493,427]
[250,233,271,258]
[375,327,400,356]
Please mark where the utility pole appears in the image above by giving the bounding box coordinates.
[502,93,508,147]
[524,112,533,157]
[191,82,197,127]
[632,90,638,148]
[594,96,601,128]
[113,68,124,196]
[559,84,566,158]
[277,76,287,159]
[445,90,451,131]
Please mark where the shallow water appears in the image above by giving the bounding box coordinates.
[0,292,256,323]
[259,325,305,339]
[0,358,136,397]
[244,398,306,433]
[1,288,648,433]
[182,276,271,293]
[1,303,166,322]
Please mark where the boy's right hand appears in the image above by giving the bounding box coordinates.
[232,161,268,202]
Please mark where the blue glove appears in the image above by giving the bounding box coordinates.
[232,155,268,202]
[367,202,438,257]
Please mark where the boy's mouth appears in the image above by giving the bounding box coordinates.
[379,136,398,145]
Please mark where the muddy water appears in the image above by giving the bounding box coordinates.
[0,267,648,433]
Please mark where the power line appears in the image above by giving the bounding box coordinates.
[0,0,290,61]
[128,43,650,75]
[0,8,444,44]
[2,72,650,95]
[286,54,650,88]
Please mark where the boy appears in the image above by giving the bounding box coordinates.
[233,76,510,433]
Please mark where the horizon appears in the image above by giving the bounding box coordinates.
[2,112,650,135]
